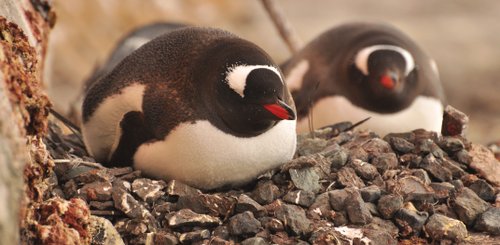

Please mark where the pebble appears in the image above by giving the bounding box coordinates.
[388,136,415,153]
[430,182,455,199]
[362,138,393,159]
[473,207,500,235]
[241,237,269,245]
[332,211,348,226]
[344,188,372,225]
[89,200,114,210]
[409,169,431,185]
[112,187,150,219]
[179,229,210,244]
[371,153,399,173]
[360,185,381,203]
[131,178,166,203]
[397,176,435,202]
[283,190,315,208]
[365,217,399,238]
[308,192,334,220]
[469,144,500,187]
[365,202,379,217]
[228,211,262,236]
[438,136,465,153]
[363,228,398,245]
[393,204,429,236]
[73,169,114,184]
[259,217,284,233]
[89,215,125,245]
[336,167,365,188]
[275,204,312,236]
[236,194,266,215]
[350,159,379,181]
[400,153,422,168]
[440,157,467,178]
[289,167,321,193]
[166,180,200,197]
[175,194,209,214]
[348,146,369,162]
[425,213,467,241]
[329,148,349,169]
[328,189,349,211]
[146,232,178,245]
[168,209,221,228]
[296,137,328,156]
[377,194,404,219]
[213,225,230,240]
[455,149,472,165]
[453,187,490,226]
[467,178,496,201]
[77,181,113,202]
[420,154,452,182]
[441,105,469,137]
[251,181,280,205]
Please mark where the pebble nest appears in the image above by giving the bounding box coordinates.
[44,106,500,245]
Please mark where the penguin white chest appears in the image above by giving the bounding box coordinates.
[297,95,443,136]
[133,119,297,189]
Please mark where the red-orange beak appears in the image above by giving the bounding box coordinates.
[263,100,296,120]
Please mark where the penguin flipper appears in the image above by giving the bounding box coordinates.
[109,111,155,167]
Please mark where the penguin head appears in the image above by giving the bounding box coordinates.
[351,44,418,112]
[219,64,296,135]
[199,39,296,136]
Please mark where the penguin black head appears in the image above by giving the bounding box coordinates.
[217,64,296,135]
[194,39,296,137]
[350,44,418,112]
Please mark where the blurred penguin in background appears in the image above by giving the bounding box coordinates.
[281,22,445,136]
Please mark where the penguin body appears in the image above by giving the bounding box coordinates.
[82,27,297,190]
[282,22,445,135]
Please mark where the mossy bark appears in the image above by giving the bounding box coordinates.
[0,0,52,244]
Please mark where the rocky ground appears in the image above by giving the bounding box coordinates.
[36,106,500,244]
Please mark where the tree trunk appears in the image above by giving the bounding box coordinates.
[0,0,52,244]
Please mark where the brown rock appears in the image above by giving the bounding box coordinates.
[168,209,221,228]
[441,105,469,137]
[425,214,467,241]
[469,144,500,187]
[453,187,491,226]
[336,167,365,188]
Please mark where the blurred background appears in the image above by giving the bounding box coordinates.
[44,0,500,144]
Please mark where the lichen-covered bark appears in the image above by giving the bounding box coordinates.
[0,0,53,244]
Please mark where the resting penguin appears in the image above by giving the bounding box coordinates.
[82,27,297,190]
[282,22,445,135]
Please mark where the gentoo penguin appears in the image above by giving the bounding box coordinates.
[282,22,445,135]
[82,27,297,190]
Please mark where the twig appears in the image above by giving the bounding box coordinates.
[260,0,303,54]
[307,81,321,138]
[49,108,81,132]
[53,158,104,169]
[344,117,371,132]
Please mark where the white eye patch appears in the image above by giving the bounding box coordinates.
[225,65,282,98]
[354,45,415,76]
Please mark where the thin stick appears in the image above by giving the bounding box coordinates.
[49,108,81,132]
[344,117,371,132]
[53,158,104,169]
[308,81,321,138]
[260,0,303,54]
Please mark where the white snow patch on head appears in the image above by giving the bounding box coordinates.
[354,44,415,76]
[225,65,282,98]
